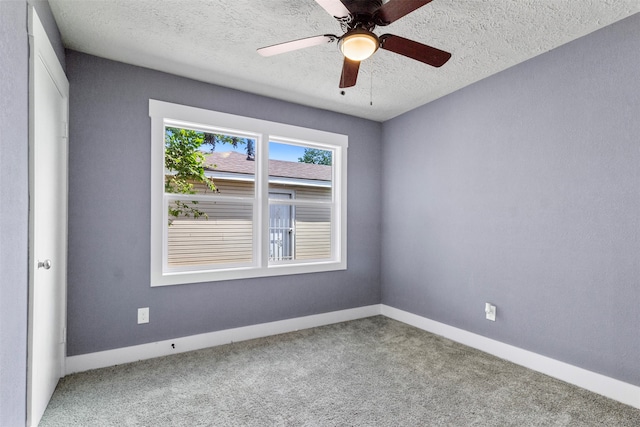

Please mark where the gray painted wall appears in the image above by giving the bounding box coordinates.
[65,51,383,356]
[381,13,640,386]
[0,1,29,425]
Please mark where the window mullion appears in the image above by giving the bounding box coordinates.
[258,133,270,268]
[162,193,169,273]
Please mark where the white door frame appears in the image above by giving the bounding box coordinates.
[27,7,69,427]
[269,190,295,261]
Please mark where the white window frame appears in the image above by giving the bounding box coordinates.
[149,99,347,286]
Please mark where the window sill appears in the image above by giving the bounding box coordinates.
[151,260,347,287]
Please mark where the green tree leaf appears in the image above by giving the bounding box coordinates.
[298,148,332,165]
[164,127,255,224]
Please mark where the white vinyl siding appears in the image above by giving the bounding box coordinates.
[295,205,331,260]
[192,180,253,197]
[292,186,332,201]
[166,199,253,266]
[168,179,332,265]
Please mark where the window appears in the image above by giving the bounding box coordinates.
[149,100,347,286]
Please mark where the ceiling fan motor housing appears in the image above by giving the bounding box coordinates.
[342,0,384,28]
[343,0,383,16]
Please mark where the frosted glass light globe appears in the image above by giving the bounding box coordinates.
[339,30,379,61]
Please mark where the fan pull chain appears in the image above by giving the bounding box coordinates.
[370,69,374,106]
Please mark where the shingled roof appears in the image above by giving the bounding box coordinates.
[203,151,331,182]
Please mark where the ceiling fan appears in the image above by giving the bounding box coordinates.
[257,0,451,89]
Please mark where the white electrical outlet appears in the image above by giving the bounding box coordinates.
[138,307,149,324]
[485,303,496,321]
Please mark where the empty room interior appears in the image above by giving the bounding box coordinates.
[2,0,640,425]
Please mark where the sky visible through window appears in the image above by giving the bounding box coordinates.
[212,141,308,163]
[269,142,308,162]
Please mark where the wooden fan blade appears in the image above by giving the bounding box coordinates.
[375,0,433,25]
[257,35,338,57]
[379,34,451,67]
[315,0,351,18]
[339,58,360,88]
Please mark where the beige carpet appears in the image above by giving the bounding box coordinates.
[40,316,640,426]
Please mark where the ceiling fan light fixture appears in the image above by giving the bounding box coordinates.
[339,30,379,61]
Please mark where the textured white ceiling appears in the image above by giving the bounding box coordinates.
[49,0,639,122]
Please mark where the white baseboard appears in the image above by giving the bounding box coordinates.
[65,304,381,375]
[380,304,640,409]
[65,303,640,410]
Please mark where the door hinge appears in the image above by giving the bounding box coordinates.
[61,121,68,139]
[62,327,67,344]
